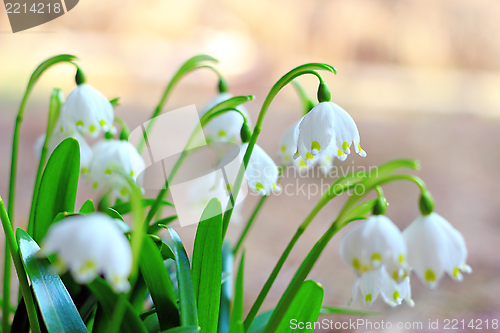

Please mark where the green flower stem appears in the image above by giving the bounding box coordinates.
[143,98,253,226]
[137,55,225,153]
[0,198,41,333]
[114,116,131,140]
[221,63,336,238]
[291,80,315,115]
[4,55,78,333]
[243,174,363,329]
[232,194,267,257]
[262,173,429,332]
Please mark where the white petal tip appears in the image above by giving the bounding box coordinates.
[292,153,299,160]
[344,148,351,155]
[462,265,472,274]
[358,150,367,157]
[407,299,415,307]
[311,149,319,156]
[272,185,282,194]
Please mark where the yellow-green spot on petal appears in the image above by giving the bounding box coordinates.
[281,145,286,152]
[226,184,232,192]
[299,160,306,167]
[120,187,128,197]
[311,141,321,152]
[361,266,369,272]
[371,253,382,261]
[255,182,264,192]
[105,168,112,175]
[392,270,399,281]
[393,291,400,301]
[99,119,107,126]
[365,294,372,303]
[358,142,362,151]
[60,126,64,133]
[76,120,84,127]
[130,170,135,177]
[218,130,226,137]
[78,260,96,274]
[453,267,461,277]
[337,149,345,156]
[425,269,436,282]
[399,254,405,264]
[342,142,350,151]
[272,182,277,189]
[306,152,314,160]
[89,125,97,133]
[81,167,88,174]
[92,182,98,189]
[352,258,361,270]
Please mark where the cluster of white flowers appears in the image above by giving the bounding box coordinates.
[38,213,132,293]
[340,212,471,307]
[279,101,366,174]
[34,83,145,199]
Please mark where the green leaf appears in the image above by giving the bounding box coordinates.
[79,200,95,214]
[140,236,179,330]
[230,251,245,327]
[105,207,124,221]
[274,280,324,333]
[247,310,273,333]
[33,137,80,243]
[161,326,200,333]
[191,199,223,333]
[227,321,244,333]
[320,306,378,316]
[343,199,377,223]
[148,215,178,234]
[86,277,148,333]
[16,229,88,333]
[218,242,233,333]
[166,227,199,327]
[111,199,173,216]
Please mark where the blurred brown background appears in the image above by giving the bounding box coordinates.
[1,0,500,332]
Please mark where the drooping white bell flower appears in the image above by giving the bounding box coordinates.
[60,84,114,138]
[294,102,366,162]
[340,215,411,307]
[349,266,414,307]
[403,212,471,289]
[242,143,280,196]
[200,93,250,143]
[38,212,132,292]
[88,139,146,199]
[279,121,336,174]
[34,120,93,174]
[278,121,314,172]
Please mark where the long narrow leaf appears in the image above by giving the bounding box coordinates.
[140,236,179,330]
[218,243,233,333]
[33,137,80,243]
[275,280,323,333]
[161,325,200,333]
[166,227,199,327]
[191,199,223,333]
[229,251,245,329]
[16,229,88,333]
[86,277,148,333]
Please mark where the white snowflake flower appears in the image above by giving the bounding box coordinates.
[340,215,411,307]
[403,212,471,289]
[88,139,146,199]
[200,92,250,143]
[38,213,132,293]
[242,143,280,196]
[294,102,365,162]
[60,84,114,138]
[34,120,93,174]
